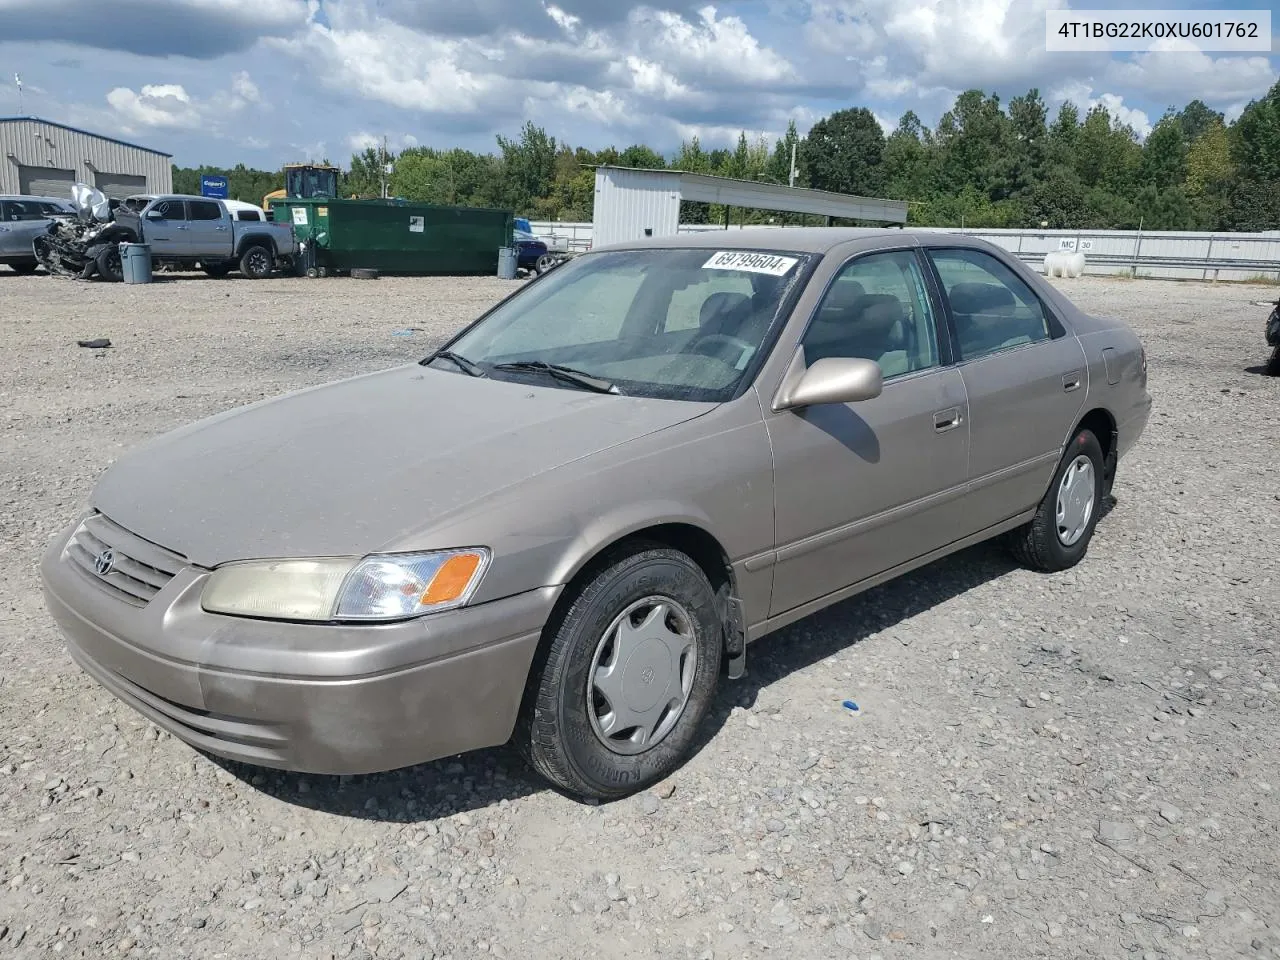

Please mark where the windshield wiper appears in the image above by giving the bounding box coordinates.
[428,350,486,377]
[492,360,620,394]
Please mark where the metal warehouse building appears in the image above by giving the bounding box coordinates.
[0,116,171,200]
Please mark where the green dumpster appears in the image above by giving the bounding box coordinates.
[274,198,513,276]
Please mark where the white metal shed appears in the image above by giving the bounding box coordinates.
[591,166,907,249]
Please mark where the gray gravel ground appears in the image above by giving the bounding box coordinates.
[1,271,1277,960]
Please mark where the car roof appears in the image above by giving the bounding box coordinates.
[596,226,987,254]
[0,194,74,205]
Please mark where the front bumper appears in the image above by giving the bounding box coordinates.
[41,519,560,775]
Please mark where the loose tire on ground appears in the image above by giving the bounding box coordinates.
[11,261,38,275]
[203,263,232,279]
[516,544,723,801]
[350,268,379,280]
[238,245,274,279]
[1009,428,1105,572]
[1267,346,1280,377]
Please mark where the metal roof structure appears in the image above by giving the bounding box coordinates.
[590,165,907,249]
[0,116,172,157]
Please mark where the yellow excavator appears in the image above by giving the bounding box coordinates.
[262,163,341,211]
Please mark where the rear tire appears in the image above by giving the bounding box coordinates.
[238,245,273,279]
[1009,428,1105,572]
[516,545,723,802]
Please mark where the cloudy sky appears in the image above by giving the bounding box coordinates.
[0,0,1275,168]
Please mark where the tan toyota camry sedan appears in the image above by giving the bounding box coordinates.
[41,228,1151,801]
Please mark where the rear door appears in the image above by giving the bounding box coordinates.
[922,244,1087,532]
[142,199,187,256]
[185,200,230,258]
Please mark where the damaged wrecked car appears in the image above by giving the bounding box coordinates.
[33,184,133,281]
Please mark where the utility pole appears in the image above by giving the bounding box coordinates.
[380,135,388,199]
[788,140,797,188]
[15,74,23,115]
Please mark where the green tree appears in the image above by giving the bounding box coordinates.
[1231,79,1280,182]
[495,121,558,214]
[1177,99,1224,143]
[766,119,803,186]
[881,111,935,205]
[1140,111,1188,191]
[800,107,885,195]
[934,90,1012,198]
[1185,118,1234,228]
[617,144,666,169]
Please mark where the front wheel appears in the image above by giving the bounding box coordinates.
[95,244,123,282]
[1009,428,1105,572]
[10,261,38,275]
[535,253,556,274]
[239,245,273,279]
[517,545,723,801]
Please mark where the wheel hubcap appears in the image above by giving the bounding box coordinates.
[587,596,698,755]
[1056,454,1096,546]
[249,250,268,272]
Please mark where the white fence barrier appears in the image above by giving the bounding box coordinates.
[528,221,1280,282]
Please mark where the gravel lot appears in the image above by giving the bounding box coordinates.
[1,270,1277,960]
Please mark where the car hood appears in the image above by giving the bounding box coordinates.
[90,364,714,567]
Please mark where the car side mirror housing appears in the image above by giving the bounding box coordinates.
[145,210,163,220]
[772,349,883,411]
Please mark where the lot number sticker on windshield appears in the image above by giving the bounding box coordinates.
[703,251,798,276]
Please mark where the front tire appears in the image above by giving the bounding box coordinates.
[1009,428,1105,572]
[239,245,273,279]
[95,244,123,282]
[11,261,38,275]
[517,545,723,801]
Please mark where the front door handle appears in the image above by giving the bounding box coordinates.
[934,407,963,433]
[1062,371,1083,392]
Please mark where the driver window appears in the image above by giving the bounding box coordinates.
[482,268,645,357]
[802,251,939,380]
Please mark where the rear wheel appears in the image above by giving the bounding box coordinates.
[535,253,556,274]
[517,545,723,801]
[1009,428,1105,572]
[239,245,273,279]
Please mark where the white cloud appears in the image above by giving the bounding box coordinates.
[636,5,795,85]
[543,3,581,34]
[1106,50,1277,104]
[346,131,421,151]
[1051,81,1152,138]
[106,72,266,132]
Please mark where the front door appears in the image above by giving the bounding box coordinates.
[923,245,1088,531]
[142,199,187,256]
[763,248,972,617]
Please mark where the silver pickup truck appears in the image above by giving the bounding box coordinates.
[112,194,297,279]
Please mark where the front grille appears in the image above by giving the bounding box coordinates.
[66,512,187,606]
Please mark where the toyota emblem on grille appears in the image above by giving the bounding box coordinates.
[93,548,115,577]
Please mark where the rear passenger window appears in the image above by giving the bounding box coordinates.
[4,200,45,221]
[188,201,222,221]
[928,248,1052,361]
[802,250,939,380]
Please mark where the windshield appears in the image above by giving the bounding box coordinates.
[435,247,812,401]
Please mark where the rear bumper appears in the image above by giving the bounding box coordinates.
[1117,390,1152,461]
[41,522,559,775]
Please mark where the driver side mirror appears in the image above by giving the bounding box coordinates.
[773,350,883,411]
[145,210,164,220]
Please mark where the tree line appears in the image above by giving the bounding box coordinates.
[172,80,1280,231]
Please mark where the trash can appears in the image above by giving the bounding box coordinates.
[496,246,517,280]
[120,243,153,284]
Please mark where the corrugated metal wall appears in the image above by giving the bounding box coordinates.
[0,119,172,197]
[591,168,681,248]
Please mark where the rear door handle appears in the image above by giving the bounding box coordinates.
[934,407,963,433]
[1062,371,1083,392]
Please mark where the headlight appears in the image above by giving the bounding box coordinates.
[200,548,490,622]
